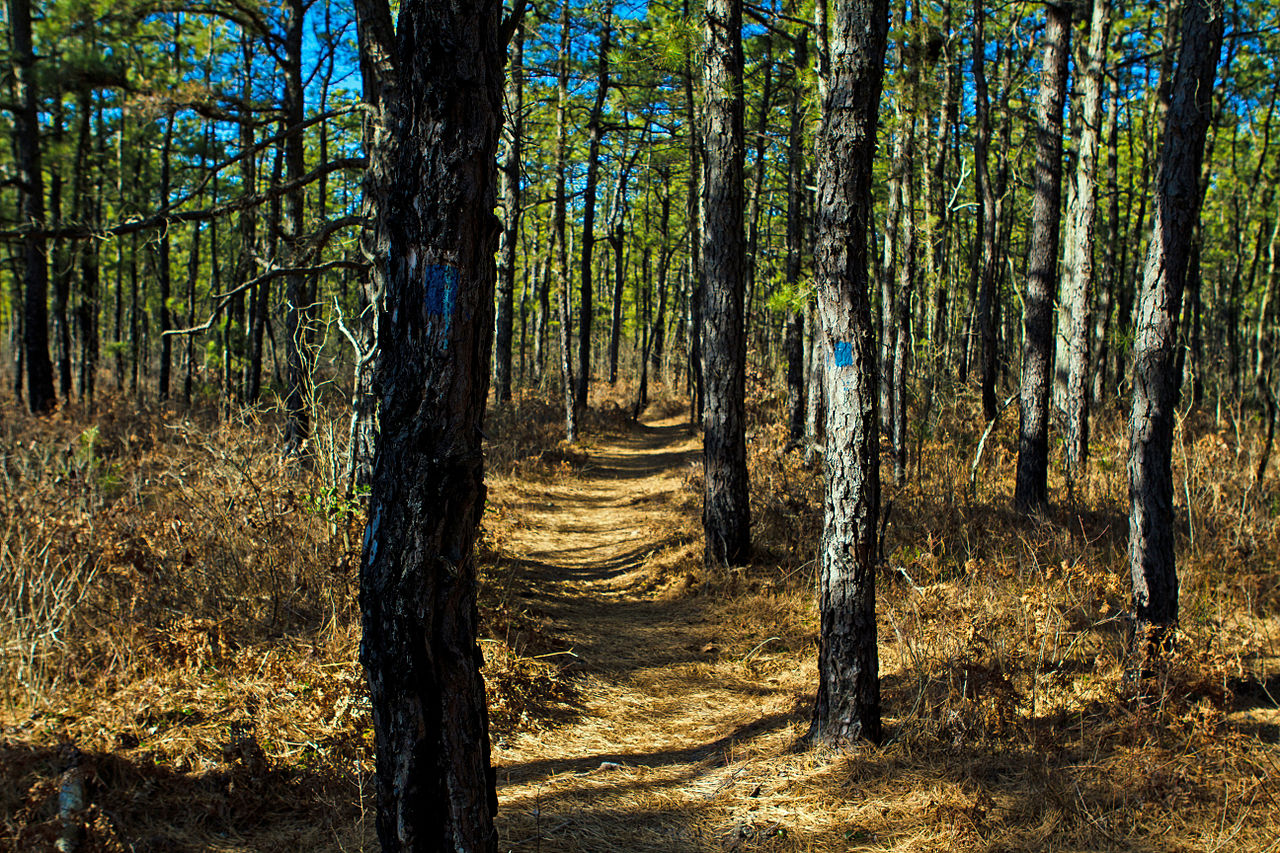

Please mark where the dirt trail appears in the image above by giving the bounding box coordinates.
[491,417,807,852]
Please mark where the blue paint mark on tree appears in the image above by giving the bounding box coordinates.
[833,340,854,368]
[423,265,460,333]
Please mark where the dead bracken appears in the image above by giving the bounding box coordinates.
[1,381,1277,851]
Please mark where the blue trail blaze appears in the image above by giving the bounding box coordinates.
[833,340,854,368]
[423,264,460,333]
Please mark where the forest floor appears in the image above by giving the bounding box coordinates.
[3,385,1280,851]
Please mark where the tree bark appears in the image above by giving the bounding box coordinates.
[1059,0,1110,495]
[554,0,577,442]
[607,135,638,386]
[700,0,751,567]
[578,10,613,411]
[1092,75,1122,408]
[1013,2,1070,516]
[651,172,673,376]
[158,113,175,402]
[892,130,915,487]
[784,29,808,447]
[495,23,524,403]
[282,0,312,454]
[50,98,73,403]
[1127,0,1223,672]
[809,0,888,746]
[8,0,55,412]
[972,0,999,420]
[357,0,504,847]
[684,0,705,424]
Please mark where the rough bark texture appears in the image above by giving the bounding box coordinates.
[972,0,999,420]
[607,139,635,386]
[554,0,577,443]
[809,0,888,747]
[495,24,524,403]
[651,175,672,375]
[9,0,55,413]
[925,0,955,375]
[1093,76,1121,408]
[892,138,915,487]
[1059,0,1110,497]
[700,0,751,567]
[784,34,807,447]
[1128,0,1223,668]
[282,0,312,454]
[1014,2,1070,516]
[351,0,399,488]
[357,0,505,848]
[579,12,613,411]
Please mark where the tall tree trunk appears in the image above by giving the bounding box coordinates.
[1127,0,1222,673]
[684,0,704,424]
[234,33,259,402]
[925,0,955,390]
[972,0,999,420]
[1092,77,1122,408]
[158,113,175,402]
[784,28,808,447]
[8,0,54,412]
[578,10,613,411]
[744,34,774,365]
[607,135,638,385]
[353,0,400,488]
[495,22,523,403]
[879,108,902,436]
[810,0,888,747]
[892,128,915,487]
[1060,0,1110,496]
[357,0,504,847]
[73,90,102,406]
[129,231,140,396]
[533,211,551,384]
[555,0,577,442]
[282,0,312,454]
[651,172,672,376]
[700,0,751,567]
[1013,2,1070,516]
[184,222,201,404]
[113,110,129,393]
[50,98,74,402]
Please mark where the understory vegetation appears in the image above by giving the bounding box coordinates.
[2,380,1277,851]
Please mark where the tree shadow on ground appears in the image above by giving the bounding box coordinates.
[0,741,372,853]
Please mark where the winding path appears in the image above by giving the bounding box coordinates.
[490,417,807,852]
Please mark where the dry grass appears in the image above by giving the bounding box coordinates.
[2,376,1279,851]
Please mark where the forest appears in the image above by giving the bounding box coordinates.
[3,0,1280,849]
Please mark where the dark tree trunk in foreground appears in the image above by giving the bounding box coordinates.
[1014,2,1070,516]
[1128,0,1223,672]
[495,23,524,403]
[700,0,751,567]
[8,0,55,413]
[357,0,506,848]
[809,0,888,747]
